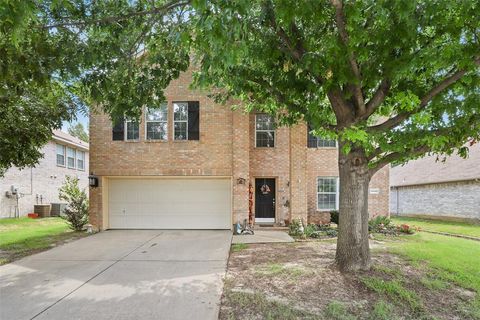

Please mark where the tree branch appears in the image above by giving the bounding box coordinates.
[41,0,190,29]
[368,56,480,132]
[360,78,391,121]
[369,145,431,176]
[331,0,365,115]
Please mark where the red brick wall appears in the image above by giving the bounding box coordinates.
[89,68,390,229]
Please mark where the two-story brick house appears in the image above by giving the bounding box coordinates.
[1,130,89,218]
[89,68,389,230]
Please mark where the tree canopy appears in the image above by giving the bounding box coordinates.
[68,122,89,142]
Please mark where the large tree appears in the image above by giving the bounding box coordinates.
[3,0,480,270]
[68,123,89,142]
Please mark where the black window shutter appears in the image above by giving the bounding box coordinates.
[187,101,200,140]
[307,124,317,148]
[112,116,125,141]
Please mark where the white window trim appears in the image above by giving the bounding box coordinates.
[76,150,85,171]
[125,120,140,141]
[316,138,337,148]
[317,177,340,211]
[173,102,188,141]
[56,144,66,167]
[66,147,76,169]
[255,114,275,148]
[145,105,168,141]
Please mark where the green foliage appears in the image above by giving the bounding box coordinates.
[231,243,248,252]
[324,301,357,320]
[369,216,398,235]
[361,277,422,311]
[288,219,304,237]
[330,210,339,224]
[68,123,89,142]
[58,176,89,231]
[369,300,396,320]
[397,224,416,235]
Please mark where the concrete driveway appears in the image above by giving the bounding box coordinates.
[0,230,232,320]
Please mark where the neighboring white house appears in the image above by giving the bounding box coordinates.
[390,142,480,222]
[0,130,89,218]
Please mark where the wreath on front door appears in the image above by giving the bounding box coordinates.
[260,184,271,195]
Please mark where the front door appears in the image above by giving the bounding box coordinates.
[255,178,276,223]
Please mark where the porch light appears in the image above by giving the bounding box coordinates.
[88,174,99,188]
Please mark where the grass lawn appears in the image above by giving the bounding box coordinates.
[221,231,480,320]
[0,217,86,265]
[391,216,480,238]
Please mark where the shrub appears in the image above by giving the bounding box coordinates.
[59,176,89,231]
[397,224,415,234]
[288,219,304,237]
[330,210,339,224]
[369,216,397,235]
[303,224,318,238]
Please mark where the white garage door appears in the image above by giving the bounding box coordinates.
[108,178,231,229]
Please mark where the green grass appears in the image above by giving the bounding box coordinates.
[369,300,396,320]
[391,216,480,238]
[0,217,84,264]
[255,262,308,278]
[388,233,480,293]
[361,277,422,311]
[225,290,321,320]
[324,301,357,320]
[231,243,248,252]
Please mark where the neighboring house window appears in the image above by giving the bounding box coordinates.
[77,151,85,171]
[174,101,200,141]
[67,147,76,169]
[56,144,65,166]
[307,125,337,148]
[146,104,168,140]
[125,120,140,141]
[317,177,339,210]
[255,114,275,147]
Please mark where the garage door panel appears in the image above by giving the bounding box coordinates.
[108,178,231,229]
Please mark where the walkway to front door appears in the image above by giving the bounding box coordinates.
[255,178,276,223]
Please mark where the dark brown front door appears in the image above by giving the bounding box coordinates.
[255,178,275,222]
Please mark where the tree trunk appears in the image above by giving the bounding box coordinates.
[335,142,372,271]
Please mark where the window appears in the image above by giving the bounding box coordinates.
[146,104,168,140]
[174,102,188,140]
[67,147,76,169]
[307,125,337,148]
[112,117,125,141]
[125,120,140,141]
[317,177,339,210]
[56,144,65,166]
[77,151,85,171]
[255,114,275,147]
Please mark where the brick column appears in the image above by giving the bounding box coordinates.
[289,123,308,223]
[232,110,250,225]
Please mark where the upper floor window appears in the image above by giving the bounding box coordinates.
[66,147,76,169]
[56,144,65,166]
[255,114,275,147]
[174,101,200,141]
[317,177,339,210]
[125,120,140,141]
[307,125,337,148]
[146,104,168,140]
[77,151,85,171]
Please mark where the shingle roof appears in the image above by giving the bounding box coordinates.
[390,142,480,187]
[52,129,89,151]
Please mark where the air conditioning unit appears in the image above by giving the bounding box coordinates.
[50,203,67,217]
